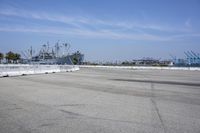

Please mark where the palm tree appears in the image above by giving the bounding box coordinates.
[5,52,21,63]
[6,51,15,63]
[0,52,4,63]
[14,53,21,63]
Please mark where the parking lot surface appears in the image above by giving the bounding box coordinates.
[0,67,200,133]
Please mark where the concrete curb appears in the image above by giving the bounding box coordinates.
[79,65,200,71]
[0,65,80,77]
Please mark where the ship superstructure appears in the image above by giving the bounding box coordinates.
[22,41,84,65]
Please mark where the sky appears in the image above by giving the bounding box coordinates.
[0,0,200,62]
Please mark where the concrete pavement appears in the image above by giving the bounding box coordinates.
[0,67,200,133]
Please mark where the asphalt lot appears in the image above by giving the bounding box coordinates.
[0,67,200,133]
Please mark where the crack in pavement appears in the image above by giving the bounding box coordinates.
[150,82,167,133]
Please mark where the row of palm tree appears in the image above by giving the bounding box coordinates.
[0,51,21,63]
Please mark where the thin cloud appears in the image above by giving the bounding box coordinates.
[170,33,200,39]
[0,25,169,41]
[2,25,198,41]
[185,18,191,27]
[0,7,191,33]
[0,7,198,41]
[0,26,65,34]
[0,8,84,28]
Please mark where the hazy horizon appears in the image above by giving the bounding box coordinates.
[0,0,200,61]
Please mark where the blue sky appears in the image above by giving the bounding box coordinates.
[0,0,200,61]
